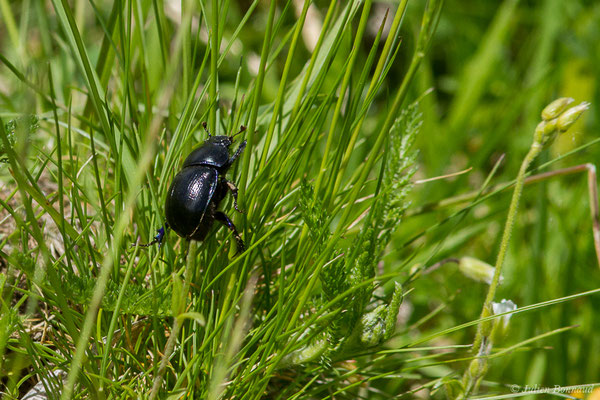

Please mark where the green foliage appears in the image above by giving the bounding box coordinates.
[60,269,171,316]
[289,104,419,363]
[1,0,599,398]
[344,103,419,331]
[379,104,421,240]
[0,289,20,356]
[0,115,38,158]
[299,180,330,253]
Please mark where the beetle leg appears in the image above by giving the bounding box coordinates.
[132,225,167,248]
[225,180,243,213]
[214,211,245,253]
[228,140,247,166]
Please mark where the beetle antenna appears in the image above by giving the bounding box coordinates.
[231,125,247,139]
[202,121,211,138]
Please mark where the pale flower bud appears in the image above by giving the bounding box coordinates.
[359,305,387,347]
[533,99,590,148]
[533,120,557,147]
[468,357,487,378]
[458,256,502,285]
[556,102,591,132]
[541,97,573,121]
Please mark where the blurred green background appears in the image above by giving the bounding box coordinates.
[402,0,600,392]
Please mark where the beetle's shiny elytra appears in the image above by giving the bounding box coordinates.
[165,123,246,252]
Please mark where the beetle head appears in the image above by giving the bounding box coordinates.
[201,123,246,147]
[204,135,233,148]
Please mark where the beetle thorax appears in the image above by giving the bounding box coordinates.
[182,141,232,170]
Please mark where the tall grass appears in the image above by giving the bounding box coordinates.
[1,0,599,399]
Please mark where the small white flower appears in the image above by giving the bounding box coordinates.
[492,299,517,329]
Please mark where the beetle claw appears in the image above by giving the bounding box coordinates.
[131,226,166,248]
[214,211,245,254]
[225,180,244,213]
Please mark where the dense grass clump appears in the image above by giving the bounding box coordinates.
[1,1,599,399]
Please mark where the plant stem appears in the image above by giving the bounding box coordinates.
[480,145,540,326]
[461,143,541,397]
[149,241,195,400]
[209,0,218,133]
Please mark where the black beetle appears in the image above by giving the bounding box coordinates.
[141,123,247,252]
